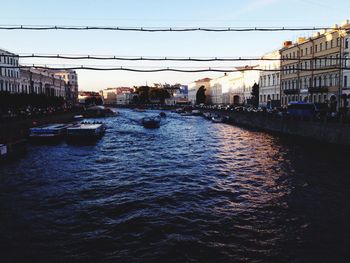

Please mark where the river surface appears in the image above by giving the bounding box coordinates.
[1,108,350,263]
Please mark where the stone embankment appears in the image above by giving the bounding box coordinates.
[227,112,350,147]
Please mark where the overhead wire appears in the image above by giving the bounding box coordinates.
[0,65,347,73]
[0,24,345,32]
[1,53,348,62]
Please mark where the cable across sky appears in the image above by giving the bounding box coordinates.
[0,65,348,73]
[0,24,345,32]
[1,53,348,62]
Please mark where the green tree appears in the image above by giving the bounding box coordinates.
[196,86,206,105]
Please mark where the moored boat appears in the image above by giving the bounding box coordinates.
[203,112,213,119]
[66,122,106,139]
[211,116,223,123]
[141,116,161,128]
[211,115,223,123]
[29,124,71,141]
[191,110,202,116]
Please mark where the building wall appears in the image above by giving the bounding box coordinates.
[0,49,20,93]
[188,78,211,105]
[19,68,66,97]
[54,70,78,104]
[280,20,350,108]
[259,50,280,108]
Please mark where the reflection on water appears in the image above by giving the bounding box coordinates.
[0,109,350,262]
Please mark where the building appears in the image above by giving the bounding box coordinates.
[280,20,350,108]
[0,49,20,93]
[19,68,66,97]
[188,78,212,105]
[78,91,102,105]
[101,87,135,105]
[1,48,77,101]
[164,85,190,105]
[209,73,231,105]
[208,67,259,105]
[54,70,78,104]
[259,50,281,108]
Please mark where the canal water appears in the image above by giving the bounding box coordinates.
[1,109,349,263]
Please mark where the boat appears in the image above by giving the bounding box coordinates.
[191,110,202,116]
[29,124,71,141]
[180,112,192,116]
[84,106,116,118]
[73,115,84,121]
[66,122,106,139]
[211,115,223,123]
[141,116,161,128]
[0,144,7,160]
[203,112,213,119]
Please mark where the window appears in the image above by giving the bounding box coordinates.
[346,38,349,49]
[305,48,308,55]
[315,45,318,53]
[331,39,334,48]
[337,37,340,46]
[344,76,348,88]
[325,41,328,50]
[311,46,313,53]
[320,43,323,51]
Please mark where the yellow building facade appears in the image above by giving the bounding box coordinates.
[280,20,350,108]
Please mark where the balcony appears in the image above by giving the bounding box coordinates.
[308,87,329,93]
[283,89,300,95]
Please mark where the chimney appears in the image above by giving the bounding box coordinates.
[283,41,293,48]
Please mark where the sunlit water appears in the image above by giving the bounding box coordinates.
[1,109,350,263]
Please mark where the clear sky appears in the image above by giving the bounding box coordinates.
[1,0,350,91]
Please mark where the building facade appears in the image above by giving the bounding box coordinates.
[259,50,281,108]
[188,78,212,105]
[54,70,78,104]
[101,87,134,105]
[280,20,350,108]
[20,68,66,97]
[0,49,20,93]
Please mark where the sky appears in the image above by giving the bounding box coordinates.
[1,0,350,91]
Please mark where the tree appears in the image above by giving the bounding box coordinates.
[196,86,206,105]
[135,86,150,104]
[251,82,259,107]
[149,88,170,104]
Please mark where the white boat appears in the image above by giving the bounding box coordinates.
[180,112,192,116]
[211,116,223,123]
[29,124,71,140]
[191,110,202,116]
[66,122,106,139]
